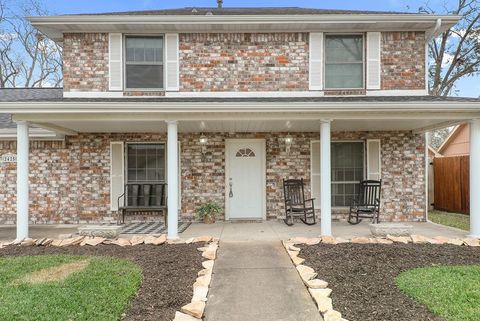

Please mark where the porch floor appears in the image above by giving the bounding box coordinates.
[0,220,467,242]
[181,220,468,241]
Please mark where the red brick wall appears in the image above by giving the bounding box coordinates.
[60,31,427,94]
[381,31,426,90]
[179,33,309,91]
[0,131,425,224]
[63,33,109,92]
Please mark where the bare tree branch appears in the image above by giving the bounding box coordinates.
[426,0,480,96]
[0,0,62,88]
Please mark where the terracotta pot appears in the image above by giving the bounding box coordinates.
[203,216,215,224]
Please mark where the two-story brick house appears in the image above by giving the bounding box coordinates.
[1,6,480,240]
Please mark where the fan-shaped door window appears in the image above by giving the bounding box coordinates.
[235,148,256,158]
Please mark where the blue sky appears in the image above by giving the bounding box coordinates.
[42,0,479,97]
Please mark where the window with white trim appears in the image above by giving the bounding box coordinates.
[125,36,164,89]
[324,34,364,89]
[127,143,166,182]
[311,141,365,207]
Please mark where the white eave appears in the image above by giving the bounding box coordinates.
[28,13,461,42]
[1,100,479,115]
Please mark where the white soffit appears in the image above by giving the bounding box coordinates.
[41,118,462,134]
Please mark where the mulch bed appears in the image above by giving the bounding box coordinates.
[300,243,480,321]
[0,244,204,321]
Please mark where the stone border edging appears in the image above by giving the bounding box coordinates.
[174,237,219,321]
[283,234,480,321]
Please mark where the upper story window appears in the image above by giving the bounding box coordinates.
[125,36,164,90]
[324,35,364,89]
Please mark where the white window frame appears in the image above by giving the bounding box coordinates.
[323,33,366,90]
[123,34,166,91]
[310,139,366,209]
[124,140,181,208]
[125,141,167,183]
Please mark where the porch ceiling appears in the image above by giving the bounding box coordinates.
[20,118,469,134]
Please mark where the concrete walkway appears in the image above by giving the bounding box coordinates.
[204,241,322,321]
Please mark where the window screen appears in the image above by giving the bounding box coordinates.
[127,144,165,182]
[311,141,365,207]
[331,142,364,206]
[324,35,364,89]
[125,36,164,89]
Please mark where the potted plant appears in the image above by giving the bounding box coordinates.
[195,202,221,224]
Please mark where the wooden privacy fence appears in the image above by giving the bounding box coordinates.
[433,156,470,214]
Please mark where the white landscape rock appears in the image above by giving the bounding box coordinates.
[316,296,333,313]
[291,256,305,266]
[323,309,343,321]
[152,234,167,245]
[173,311,202,321]
[309,288,332,300]
[296,265,317,282]
[463,238,480,247]
[447,238,464,246]
[112,238,131,247]
[202,260,215,270]
[181,301,206,319]
[351,237,370,244]
[192,285,209,302]
[307,279,329,289]
[85,237,106,246]
[202,249,217,260]
[130,235,145,246]
[386,235,410,244]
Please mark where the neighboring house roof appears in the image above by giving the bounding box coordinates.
[84,7,411,16]
[0,88,64,139]
[437,123,470,156]
[428,146,441,158]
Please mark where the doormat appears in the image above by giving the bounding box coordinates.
[121,222,191,235]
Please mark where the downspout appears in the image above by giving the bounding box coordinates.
[427,18,442,41]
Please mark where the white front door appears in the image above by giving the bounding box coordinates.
[226,139,265,220]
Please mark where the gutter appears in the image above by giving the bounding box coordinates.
[427,18,443,40]
[1,101,480,114]
[28,14,461,24]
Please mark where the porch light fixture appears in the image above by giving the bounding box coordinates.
[199,134,208,158]
[285,134,293,154]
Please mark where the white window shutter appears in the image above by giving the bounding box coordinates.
[165,33,179,91]
[367,139,381,181]
[309,33,323,90]
[109,33,123,91]
[366,32,381,90]
[110,142,125,211]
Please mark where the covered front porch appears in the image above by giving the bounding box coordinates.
[4,96,480,240]
[0,220,468,242]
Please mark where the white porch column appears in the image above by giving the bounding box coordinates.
[470,118,480,237]
[166,120,179,239]
[320,119,332,236]
[16,121,29,241]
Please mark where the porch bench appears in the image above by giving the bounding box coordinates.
[117,182,167,225]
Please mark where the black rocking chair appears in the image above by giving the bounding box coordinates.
[348,180,382,225]
[283,179,316,226]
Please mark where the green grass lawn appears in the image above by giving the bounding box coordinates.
[429,210,470,231]
[0,255,141,321]
[397,266,480,321]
